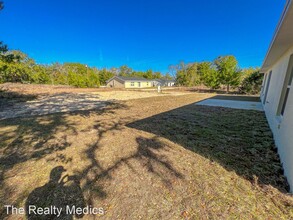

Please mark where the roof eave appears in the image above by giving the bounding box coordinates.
[261,0,293,73]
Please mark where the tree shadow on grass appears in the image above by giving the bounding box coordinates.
[0,91,114,120]
[0,114,76,171]
[0,99,184,219]
[0,89,37,111]
[73,116,184,208]
[0,101,126,171]
[0,101,127,218]
[127,103,290,192]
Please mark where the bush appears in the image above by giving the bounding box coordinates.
[239,71,263,94]
[0,61,32,83]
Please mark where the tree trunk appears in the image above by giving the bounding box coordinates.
[227,84,230,93]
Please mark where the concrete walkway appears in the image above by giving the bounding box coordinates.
[196,98,264,111]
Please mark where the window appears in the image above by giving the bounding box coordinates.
[261,73,268,95]
[131,82,135,86]
[278,55,293,117]
[280,88,290,116]
[263,71,272,105]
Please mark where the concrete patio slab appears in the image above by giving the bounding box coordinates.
[196,98,264,111]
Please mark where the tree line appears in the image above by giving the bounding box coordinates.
[0,43,173,88]
[0,42,262,94]
[172,56,263,94]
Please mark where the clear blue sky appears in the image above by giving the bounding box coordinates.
[0,0,286,73]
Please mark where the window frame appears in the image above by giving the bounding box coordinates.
[261,73,268,95]
[277,54,293,117]
[263,70,272,105]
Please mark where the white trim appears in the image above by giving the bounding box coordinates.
[261,0,293,72]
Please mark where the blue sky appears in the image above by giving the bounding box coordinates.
[0,0,286,73]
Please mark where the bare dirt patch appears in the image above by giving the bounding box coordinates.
[0,83,189,98]
[0,83,190,119]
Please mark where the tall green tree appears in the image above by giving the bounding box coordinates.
[175,62,201,86]
[119,65,133,76]
[0,42,20,63]
[215,55,241,92]
[175,61,188,86]
[99,68,114,85]
[0,50,34,83]
[186,63,201,86]
[153,71,162,79]
[131,70,144,78]
[198,62,220,89]
[143,69,153,79]
[164,73,173,80]
[61,63,99,87]
[0,41,8,61]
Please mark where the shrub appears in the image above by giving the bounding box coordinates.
[239,71,264,94]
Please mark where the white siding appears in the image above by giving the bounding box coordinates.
[261,46,293,191]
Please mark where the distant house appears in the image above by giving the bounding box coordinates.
[106,76,175,88]
[106,76,154,88]
[260,0,293,191]
[153,79,176,87]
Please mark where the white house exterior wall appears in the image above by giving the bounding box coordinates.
[261,45,293,191]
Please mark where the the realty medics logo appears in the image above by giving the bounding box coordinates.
[4,205,105,217]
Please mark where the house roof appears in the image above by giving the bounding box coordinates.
[117,76,154,82]
[261,0,293,72]
[106,76,175,83]
[106,76,155,83]
[163,79,176,83]
[154,79,176,84]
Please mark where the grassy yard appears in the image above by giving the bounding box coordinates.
[0,92,292,219]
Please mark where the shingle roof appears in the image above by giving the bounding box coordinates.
[107,76,155,83]
[117,76,154,82]
[106,76,175,83]
[154,79,176,84]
